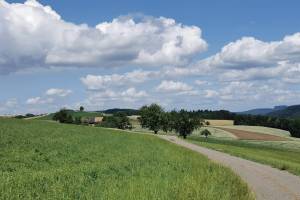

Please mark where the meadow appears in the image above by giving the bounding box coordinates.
[0,118,253,200]
[188,136,300,176]
[36,111,103,121]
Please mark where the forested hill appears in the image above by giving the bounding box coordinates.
[268,105,300,118]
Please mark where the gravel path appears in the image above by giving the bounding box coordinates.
[159,135,300,200]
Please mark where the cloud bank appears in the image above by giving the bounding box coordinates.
[0,0,207,74]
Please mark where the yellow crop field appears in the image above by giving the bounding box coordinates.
[205,119,234,126]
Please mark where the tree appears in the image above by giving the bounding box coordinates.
[288,119,300,138]
[114,112,132,130]
[173,110,201,139]
[201,129,211,138]
[160,112,173,133]
[99,112,132,130]
[139,104,164,134]
[53,109,73,124]
[80,106,84,112]
[74,116,82,125]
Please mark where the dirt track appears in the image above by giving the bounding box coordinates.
[217,127,289,141]
[159,135,300,200]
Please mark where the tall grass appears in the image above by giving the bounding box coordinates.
[0,119,253,200]
[189,136,300,176]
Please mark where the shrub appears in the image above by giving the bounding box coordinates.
[53,109,73,124]
[201,129,211,138]
[99,112,132,130]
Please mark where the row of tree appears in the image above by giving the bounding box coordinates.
[139,104,202,138]
[52,104,300,138]
[53,109,133,130]
[139,104,300,138]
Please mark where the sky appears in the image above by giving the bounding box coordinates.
[1,0,300,115]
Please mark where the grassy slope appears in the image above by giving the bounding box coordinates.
[37,111,103,120]
[188,136,300,176]
[0,119,253,200]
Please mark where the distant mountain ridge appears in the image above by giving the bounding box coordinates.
[238,105,287,116]
[239,105,300,118]
[268,105,300,118]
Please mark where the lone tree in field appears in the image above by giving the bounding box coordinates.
[80,106,84,112]
[201,129,211,138]
[173,110,201,139]
[139,104,164,134]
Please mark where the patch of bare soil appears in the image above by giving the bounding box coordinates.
[218,127,289,141]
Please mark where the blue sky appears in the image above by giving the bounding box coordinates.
[1,0,300,114]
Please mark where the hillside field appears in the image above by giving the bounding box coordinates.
[36,111,103,120]
[0,118,253,200]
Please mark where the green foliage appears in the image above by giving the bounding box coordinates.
[25,113,35,118]
[234,114,300,138]
[0,118,253,199]
[14,115,25,119]
[99,112,132,130]
[160,112,174,133]
[189,136,300,176]
[102,108,139,116]
[53,109,73,124]
[201,129,211,138]
[14,113,36,119]
[74,116,82,125]
[37,110,103,121]
[173,110,201,139]
[288,119,300,138]
[139,104,164,134]
[79,106,84,112]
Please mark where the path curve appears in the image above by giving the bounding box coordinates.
[159,135,300,200]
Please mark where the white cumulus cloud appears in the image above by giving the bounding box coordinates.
[156,80,193,93]
[0,0,207,74]
[81,70,159,90]
[46,88,72,97]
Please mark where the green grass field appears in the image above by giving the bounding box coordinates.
[0,118,253,200]
[188,136,300,176]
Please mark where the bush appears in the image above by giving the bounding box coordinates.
[99,112,132,130]
[53,109,73,124]
[201,129,211,138]
[74,116,82,125]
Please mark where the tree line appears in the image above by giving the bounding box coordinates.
[52,104,300,138]
[139,104,300,138]
[53,108,132,130]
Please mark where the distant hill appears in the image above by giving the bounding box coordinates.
[100,108,139,116]
[268,105,300,118]
[238,106,287,116]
